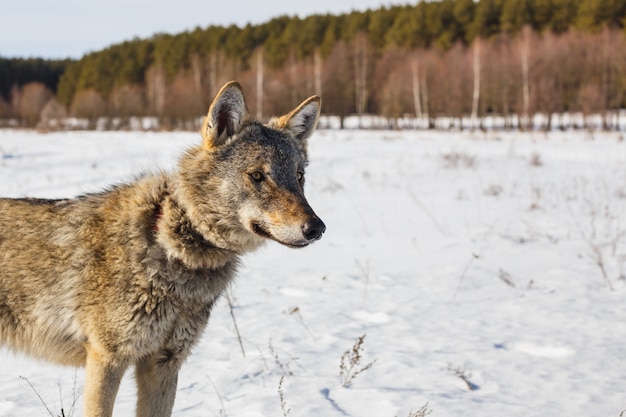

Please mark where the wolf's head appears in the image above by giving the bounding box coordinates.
[175,81,325,253]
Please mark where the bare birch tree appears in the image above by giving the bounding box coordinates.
[39,98,68,130]
[191,53,204,106]
[70,88,106,123]
[256,47,264,120]
[146,62,166,116]
[110,84,145,118]
[314,48,322,97]
[470,38,481,128]
[18,82,53,126]
[354,33,369,123]
[411,58,423,119]
[520,26,531,130]
[208,51,219,98]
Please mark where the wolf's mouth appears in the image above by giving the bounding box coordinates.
[251,222,272,239]
[250,222,309,248]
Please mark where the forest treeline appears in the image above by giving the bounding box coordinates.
[2,0,626,129]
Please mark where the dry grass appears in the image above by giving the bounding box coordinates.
[339,334,377,388]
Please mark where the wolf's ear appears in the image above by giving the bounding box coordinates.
[202,81,249,149]
[270,96,321,145]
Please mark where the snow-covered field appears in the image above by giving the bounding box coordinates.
[0,128,625,417]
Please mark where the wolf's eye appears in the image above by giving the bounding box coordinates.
[296,171,304,183]
[250,171,265,182]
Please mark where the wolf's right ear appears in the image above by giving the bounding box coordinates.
[202,81,249,149]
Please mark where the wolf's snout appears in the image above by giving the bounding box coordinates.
[302,217,326,241]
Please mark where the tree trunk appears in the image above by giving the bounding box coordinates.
[191,54,202,97]
[287,50,298,109]
[208,52,218,99]
[422,69,430,128]
[256,48,264,120]
[521,27,531,130]
[354,34,368,127]
[471,39,481,129]
[412,59,423,119]
[147,62,166,117]
[314,48,322,97]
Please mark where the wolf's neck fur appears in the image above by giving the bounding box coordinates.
[152,176,262,270]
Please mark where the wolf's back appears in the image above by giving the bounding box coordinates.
[0,197,89,363]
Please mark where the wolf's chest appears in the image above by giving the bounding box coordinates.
[123,263,234,355]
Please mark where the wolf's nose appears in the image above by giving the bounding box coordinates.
[302,218,326,241]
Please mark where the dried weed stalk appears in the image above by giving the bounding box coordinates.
[278,375,290,417]
[339,334,376,388]
[447,364,479,391]
[396,403,433,417]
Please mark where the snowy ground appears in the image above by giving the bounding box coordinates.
[0,128,625,417]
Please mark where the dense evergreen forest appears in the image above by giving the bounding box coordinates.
[2,0,626,129]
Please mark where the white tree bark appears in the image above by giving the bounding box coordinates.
[471,39,481,128]
[354,34,368,128]
[521,27,530,130]
[256,48,264,120]
[411,59,422,119]
[314,48,322,97]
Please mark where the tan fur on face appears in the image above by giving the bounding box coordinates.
[242,187,318,246]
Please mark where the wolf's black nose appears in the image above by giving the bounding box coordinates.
[302,218,326,241]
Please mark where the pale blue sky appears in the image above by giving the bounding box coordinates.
[1,0,408,59]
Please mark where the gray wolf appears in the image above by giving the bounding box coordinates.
[0,81,325,417]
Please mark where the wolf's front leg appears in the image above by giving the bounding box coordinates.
[135,349,183,417]
[84,345,127,417]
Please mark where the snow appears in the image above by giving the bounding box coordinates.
[1,128,625,417]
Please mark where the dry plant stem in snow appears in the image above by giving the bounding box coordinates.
[441,151,476,169]
[339,334,376,388]
[225,289,246,357]
[453,253,480,299]
[278,375,290,417]
[395,403,433,417]
[20,376,56,417]
[20,375,80,417]
[269,338,296,376]
[567,204,624,291]
[206,374,227,417]
[285,306,317,341]
[498,269,516,287]
[448,364,479,391]
[60,371,80,417]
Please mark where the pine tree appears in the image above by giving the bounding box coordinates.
[501,0,532,33]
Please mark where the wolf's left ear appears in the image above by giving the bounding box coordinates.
[270,96,321,146]
[202,81,249,149]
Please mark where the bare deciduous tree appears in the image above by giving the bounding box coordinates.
[146,62,166,116]
[353,32,370,122]
[70,88,106,121]
[39,98,67,130]
[18,82,53,126]
[412,57,423,119]
[470,38,481,127]
[520,26,532,129]
[165,72,204,121]
[256,47,264,120]
[0,95,13,119]
[109,84,146,118]
[321,40,354,128]
[313,48,322,97]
